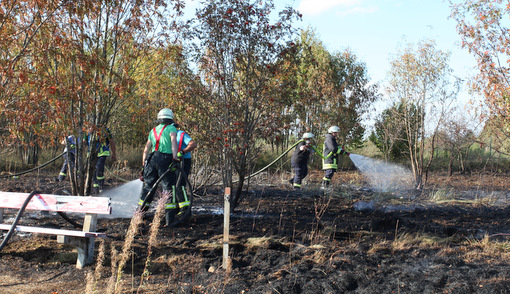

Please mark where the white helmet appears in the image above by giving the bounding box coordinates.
[328,126,340,133]
[157,108,174,120]
[302,132,314,139]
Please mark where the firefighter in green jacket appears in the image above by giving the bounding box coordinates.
[322,126,350,189]
[138,108,180,225]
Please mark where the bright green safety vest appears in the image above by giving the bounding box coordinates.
[149,123,177,154]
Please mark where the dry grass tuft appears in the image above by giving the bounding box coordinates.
[429,188,456,202]
[245,236,278,249]
[107,209,143,293]
[367,233,456,255]
[139,192,170,289]
[463,235,510,262]
[392,232,456,250]
[86,238,107,293]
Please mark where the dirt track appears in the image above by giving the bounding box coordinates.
[0,170,510,293]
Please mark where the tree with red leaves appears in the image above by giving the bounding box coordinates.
[0,0,185,195]
[186,0,301,208]
[450,0,510,140]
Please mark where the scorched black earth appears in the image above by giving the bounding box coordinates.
[0,170,509,293]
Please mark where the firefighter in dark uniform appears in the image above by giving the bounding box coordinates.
[322,126,350,189]
[58,135,76,182]
[91,126,116,194]
[138,108,180,225]
[290,133,315,190]
[171,128,197,223]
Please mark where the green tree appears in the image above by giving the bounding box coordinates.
[370,102,416,161]
[387,39,460,189]
[294,29,378,148]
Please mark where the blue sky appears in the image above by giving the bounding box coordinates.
[277,0,477,88]
[184,0,479,129]
[271,0,481,131]
[185,0,477,93]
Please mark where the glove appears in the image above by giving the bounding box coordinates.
[346,152,351,156]
[169,158,180,172]
[177,151,184,158]
[139,168,144,182]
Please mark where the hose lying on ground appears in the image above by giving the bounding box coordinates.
[0,152,66,179]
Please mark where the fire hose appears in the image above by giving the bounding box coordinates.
[235,139,302,182]
[0,191,84,253]
[232,139,331,183]
[138,161,193,227]
[0,191,39,252]
[0,152,66,179]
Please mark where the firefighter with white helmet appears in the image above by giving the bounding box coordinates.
[322,125,350,189]
[289,132,315,190]
[138,108,180,224]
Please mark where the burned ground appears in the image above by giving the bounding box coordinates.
[0,170,509,293]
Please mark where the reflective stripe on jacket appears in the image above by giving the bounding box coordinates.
[322,133,339,170]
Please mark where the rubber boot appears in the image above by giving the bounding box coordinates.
[320,180,329,190]
[165,209,176,227]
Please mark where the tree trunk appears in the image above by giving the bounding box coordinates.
[448,155,454,177]
[232,175,245,210]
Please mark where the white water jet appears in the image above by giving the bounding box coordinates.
[99,179,143,218]
[349,154,414,192]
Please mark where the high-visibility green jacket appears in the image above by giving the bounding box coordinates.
[149,123,177,154]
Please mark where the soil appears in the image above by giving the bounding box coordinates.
[1,169,510,293]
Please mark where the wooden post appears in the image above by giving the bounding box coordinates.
[57,213,98,269]
[223,187,231,271]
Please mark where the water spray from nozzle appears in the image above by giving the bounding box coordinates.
[348,154,414,192]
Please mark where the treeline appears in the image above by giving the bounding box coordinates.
[1,0,509,198]
[0,0,377,203]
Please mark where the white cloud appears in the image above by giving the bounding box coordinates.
[337,5,379,17]
[298,0,364,16]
